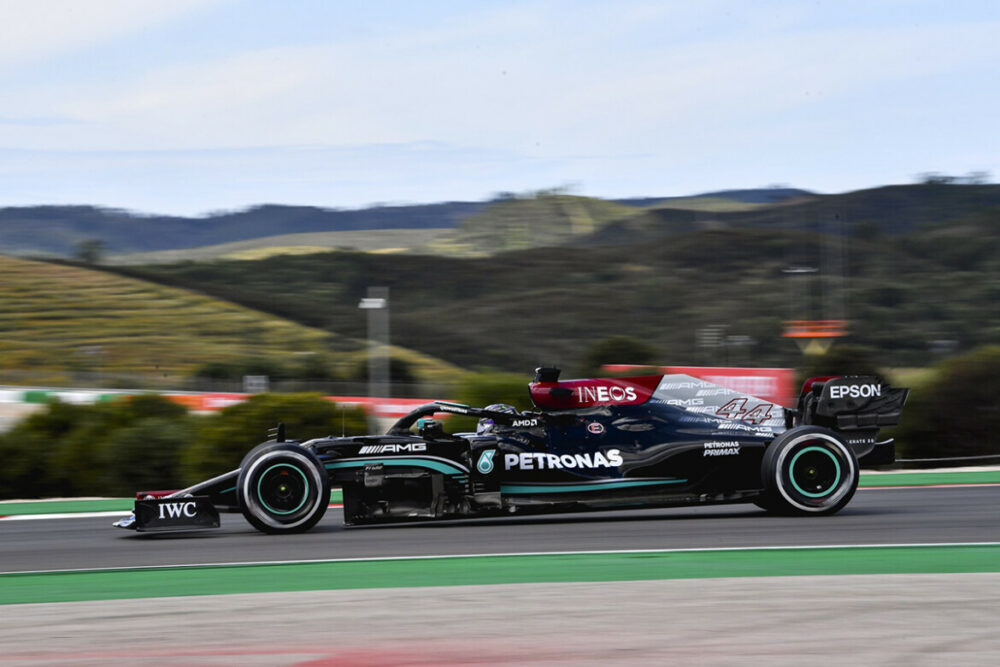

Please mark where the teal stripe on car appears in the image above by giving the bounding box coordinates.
[325,458,467,476]
[501,479,687,494]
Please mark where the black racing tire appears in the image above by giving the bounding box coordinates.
[759,426,859,516]
[237,442,330,534]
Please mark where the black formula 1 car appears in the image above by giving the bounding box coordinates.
[115,367,908,534]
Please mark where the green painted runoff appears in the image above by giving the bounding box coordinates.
[2,545,999,605]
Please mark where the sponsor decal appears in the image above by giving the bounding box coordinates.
[718,422,773,433]
[665,398,705,407]
[504,449,623,470]
[436,402,472,414]
[696,388,733,397]
[587,422,606,435]
[512,418,540,427]
[829,384,882,399]
[615,421,655,432]
[658,381,714,390]
[704,375,777,397]
[477,450,497,474]
[703,441,741,457]
[158,501,198,519]
[715,398,775,424]
[358,443,427,455]
[575,385,638,404]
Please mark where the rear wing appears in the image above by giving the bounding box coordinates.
[791,375,909,431]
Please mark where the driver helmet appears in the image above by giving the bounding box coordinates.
[477,403,518,434]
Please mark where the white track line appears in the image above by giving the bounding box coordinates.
[3,483,997,522]
[860,483,1000,490]
[3,484,998,522]
[0,511,131,521]
[0,504,345,522]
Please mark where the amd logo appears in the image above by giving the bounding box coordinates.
[512,418,539,427]
[359,443,428,454]
[158,502,197,519]
[829,384,882,399]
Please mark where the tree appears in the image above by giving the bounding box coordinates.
[74,239,105,264]
[0,396,192,499]
[179,393,367,480]
[578,336,657,377]
[350,356,418,384]
[894,346,1000,460]
[796,345,883,387]
[446,372,536,433]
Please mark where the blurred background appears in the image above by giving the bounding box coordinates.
[1,0,998,499]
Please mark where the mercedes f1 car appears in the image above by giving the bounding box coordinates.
[115,368,908,534]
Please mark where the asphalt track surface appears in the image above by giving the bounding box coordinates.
[3,485,998,572]
[5,575,1000,665]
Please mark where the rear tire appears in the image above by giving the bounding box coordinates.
[759,426,858,515]
[237,443,330,534]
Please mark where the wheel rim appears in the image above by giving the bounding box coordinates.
[256,463,310,515]
[788,445,841,498]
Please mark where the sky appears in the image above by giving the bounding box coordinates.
[0,0,997,216]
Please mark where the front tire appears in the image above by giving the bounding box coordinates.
[237,443,330,534]
[759,426,858,515]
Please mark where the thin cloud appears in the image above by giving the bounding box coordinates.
[0,1,996,212]
[0,0,224,67]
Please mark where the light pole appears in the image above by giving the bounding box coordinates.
[781,265,818,322]
[358,287,390,400]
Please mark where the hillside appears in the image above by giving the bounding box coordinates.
[0,187,815,259]
[114,198,1000,373]
[420,194,640,256]
[613,188,813,207]
[580,184,1000,247]
[0,202,485,257]
[0,256,459,386]
[106,228,452,265]
[7,182,998,381]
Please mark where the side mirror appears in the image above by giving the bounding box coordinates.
[417,418,445,439]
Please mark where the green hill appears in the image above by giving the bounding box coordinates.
[7,183,998,381]
[580,184,1000,247]
[420,194,640,257]
[0,256,459,386]
[107,228,452,265]
[113,197,1000,373]
[0,188,815,260]
[0,202,484,257]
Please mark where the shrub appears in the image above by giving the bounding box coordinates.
[894,346,1000,461]
[100,417,194,496]
[179,393,367,481]
[0,395,192,499]
[578,336,657,377]
[446,372,536,433]
[0,402,92,498]
[349,356,418,384]
[796,345,884,387]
